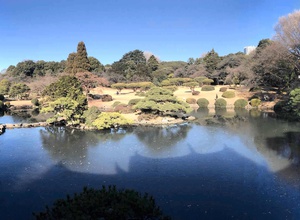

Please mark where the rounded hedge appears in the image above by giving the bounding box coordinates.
[219,87,227,92]
[128,98,142,106]
[201,85,215,91]
[214,98,227,108]
[112,101,121,108]
[234,99,248,108]
[186,97,196,104]
[31,98,40,106]
[222,91,235,98]
[250,98,261,108]
[202,78,214,85]
[192,91,200,95]
[197,98,209,108]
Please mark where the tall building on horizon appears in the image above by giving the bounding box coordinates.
[244,46,256,55]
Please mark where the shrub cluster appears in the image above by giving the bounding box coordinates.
[250,98,261,108]
[128,98,142,106]
[214,98,227,108]
[186,98,196,104]
[31,98,40,106]
[222,91,235,98]
[234,99,248,108]
[201,85,215,91]
[162,86,178,92]
[197,98,209,108]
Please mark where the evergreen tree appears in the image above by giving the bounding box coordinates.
[147,55,159,71]
[73,41,91,73]
[203,49,221,75]
[65,52,77,74]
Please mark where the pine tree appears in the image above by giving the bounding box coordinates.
[73,41,91,73]
[65,52,77,74]
[147,55,159,71]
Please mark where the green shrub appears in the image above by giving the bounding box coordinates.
[250,98,261,108]
[274,100,289,113]
[186,98,196,104]
[135,91,146,96]
[219,87,227,92]
[92,112,132,129]
[112,101,121,108]
[214,98,227,108]
[222,91,235,98]
[202,78,214,85]
[34,186,168,220]
[234,99,248,108]
[128,98,142,106]
[83,106,101,126]
[31,98,40,106]
[197,98,209,108]
[162,86,178,92]
[201,85,215,91]
[0,94,4,101]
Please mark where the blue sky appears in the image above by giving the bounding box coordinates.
[1,0,299,70]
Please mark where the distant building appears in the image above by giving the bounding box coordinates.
[244,46,256,55]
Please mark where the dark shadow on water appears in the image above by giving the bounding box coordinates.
[1,147,299,220]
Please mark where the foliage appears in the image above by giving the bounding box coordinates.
[41,97,87,125]
[219,87,227,92]
[102,94,113,102]
[31,98,40,106]
[214,98,227,108]
[234,99,248,108]
[162,86,178,92]
[12,60,36,77]
[112,101,122,108]
[128,98,142,106]
[147,55,159,71]
[194,76,208,84]
[0,94,4,101]
[92,112,132,129]
[288,88,300,116]
[197,98,209,108]
[111,83,126,92]
[0,79,11,94]
[250,98,261,108]
[201,85,215,91]
[135,91,147,96]
[127,82,154,91]
[34,185,169,220]
[114,104,133,113]
[88,56,105,73]
[202,78,214,85]
[134,87,191,115]
[65,52,77,74]
[0,101,3,110]
[9,83,30,99]
[183,81,198,92]
[42,76,86,104]
[82,106,101,126]
[75,72,109,93]
[186,97,196,104]
[203,49,221,75]
[222,91,235,98]
[73,41,91,73]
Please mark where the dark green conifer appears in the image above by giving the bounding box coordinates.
[73,41,91,73]
[65,52,77,74]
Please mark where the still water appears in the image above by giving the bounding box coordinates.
[0,112,300,219]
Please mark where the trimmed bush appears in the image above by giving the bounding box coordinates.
[0,94,4,101]
[128,98,142,106]
[202,78,214,85]
[102,94,113,102]
[92,112,132,129]
[162,86,178,92]
[83,106,101,126]
[135,91,146,96]
[186,98,196,104]
[222,91,235,98]
[214,98,227,108]
[250,98,261,108]
[201,85,215,91]
[192,91,200,95]
[112,101,121,108]
[31,98,40,106]
[234,99,248,108]
[219,87,227,92]
[197,98,209,108]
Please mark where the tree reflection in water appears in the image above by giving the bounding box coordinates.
[40,126,132,166]
[134,124,191,150]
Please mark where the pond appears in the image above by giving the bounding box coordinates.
[0,112,300,219]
